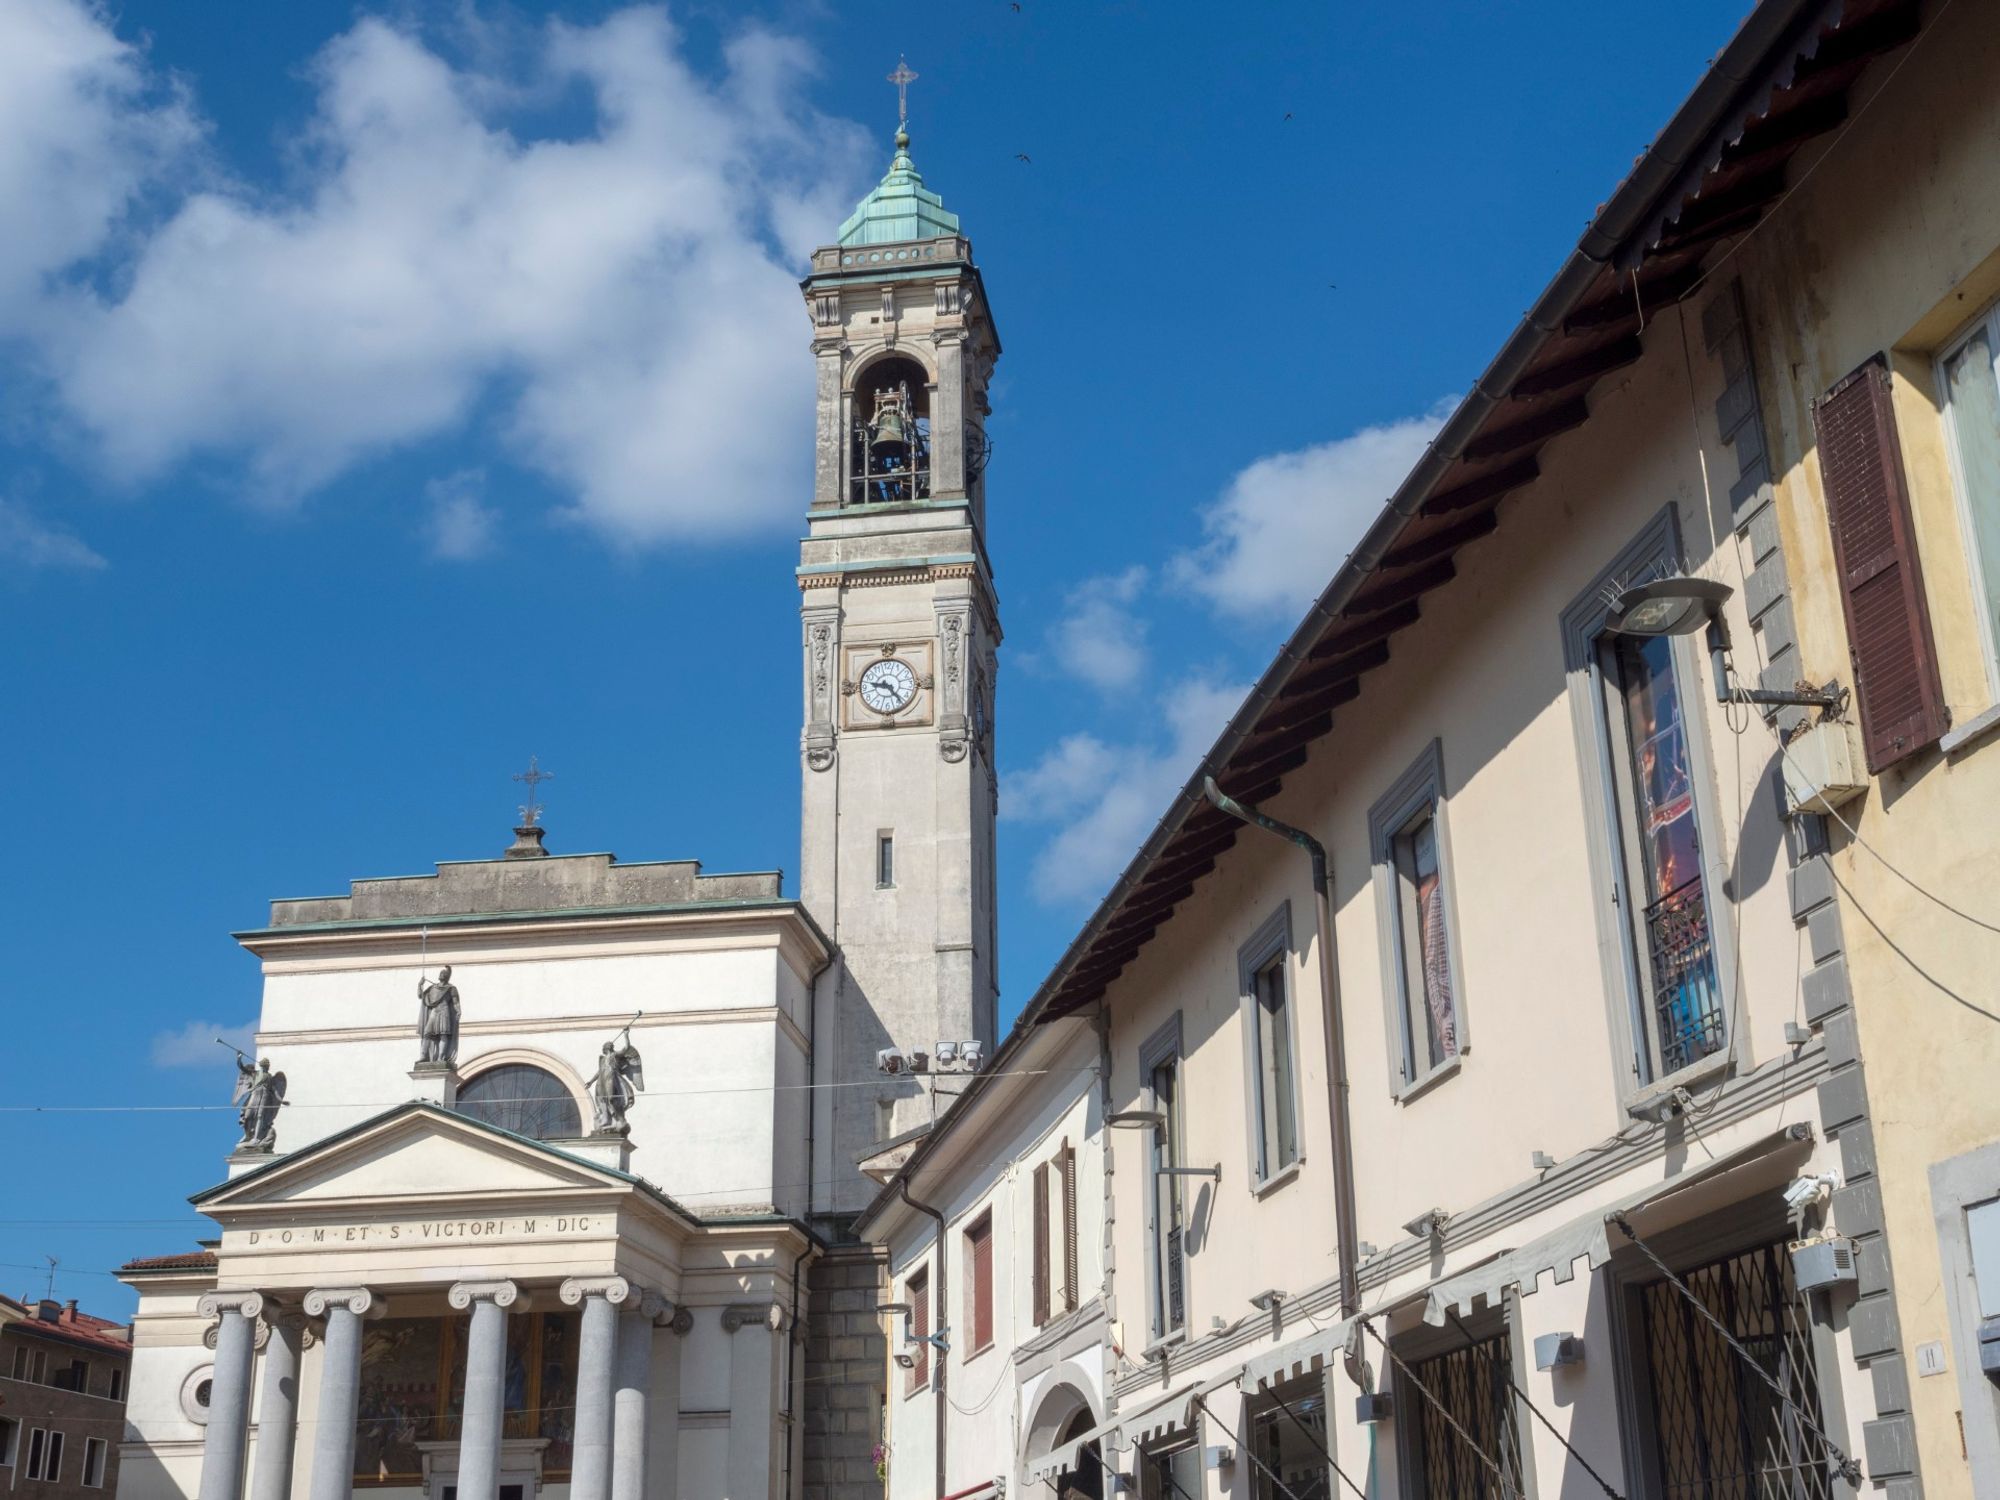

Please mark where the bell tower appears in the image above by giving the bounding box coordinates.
[798,105,1001,1218]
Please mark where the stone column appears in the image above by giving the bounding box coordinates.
[560,1276,630,1500]
[303,1288,375,1500]
[248,1309,304,1500]
[723,1302,786,1500]
[448,1282,522,1500]
[610,1292,668,1500]
[196,1292,263,1500]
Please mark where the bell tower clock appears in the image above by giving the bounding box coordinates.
[798,109,1001,1217]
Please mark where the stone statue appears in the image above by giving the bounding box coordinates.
[590,1035,645,1136]
[416,966,461,1066]
[232,1056,286,1151]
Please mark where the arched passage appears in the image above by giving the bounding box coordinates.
[1021,1374,1102,1500]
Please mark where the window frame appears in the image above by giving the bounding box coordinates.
[1056,1137,1079,1315]
[1236,904,1304,1187]
[43,1430,63,1484]
[1937,296,2000,708]
[82,1436,106,1489]
[1390,1295,1538,1500]
[1367,741,1470,1101]
[905,1264,931,1394]
[1560,506,1743,1108]
[962,1211,994,1357]
[1137,1013,1188,1350]
[25,1428,46,1481]
[876,830,896,889]
[107,1366,124,1402]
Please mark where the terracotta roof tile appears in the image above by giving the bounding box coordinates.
[117,1250,218,1273]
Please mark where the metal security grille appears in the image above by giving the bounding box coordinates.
[1640,1240,1836,1499]
[1644,876,1724,1074]
[1410,1331,1524,1498]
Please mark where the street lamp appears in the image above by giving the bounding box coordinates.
[1604,574,1846,714]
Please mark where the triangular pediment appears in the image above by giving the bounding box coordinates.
[195,1104,631,1215]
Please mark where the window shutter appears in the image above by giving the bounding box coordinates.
[966,1217,994,1350]
[1058,1140,1079,1313]
[1813,356,1950,771]
[1032,1162,1051,1326]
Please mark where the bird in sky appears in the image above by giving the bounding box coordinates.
[1284,112,1294,121]
[1010,2,1022,9]
[1014,153,1032,164]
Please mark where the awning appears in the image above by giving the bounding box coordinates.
[1422,1121,1813,1326]
[1241,1315,1356,1390]
[1113,1380,1203,1447]
[1024,1419,1116,1485]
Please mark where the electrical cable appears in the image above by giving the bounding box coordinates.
[1609,1213,1861,1484]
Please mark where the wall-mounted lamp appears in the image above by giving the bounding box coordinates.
[1203,1447,1234,1472]
[1604,575,1845,714]
[1533,1333,1585,1371]
[1107,1109,1168,1130]
[1531,1151,1558,1173]
[1627,1086,1694,1125]
[1247,1288,1287,1312]
[1403,1208,1450,1241]
[1354,1392,1393,1425]
[1356,1241,1379,1261]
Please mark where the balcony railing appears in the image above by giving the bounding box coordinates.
[1645,877,1725,1074]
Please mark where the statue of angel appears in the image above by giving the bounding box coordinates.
[232,1055,287,1151]
[590,1030,645,1137]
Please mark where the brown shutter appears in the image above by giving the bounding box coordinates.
[967,1216,994,1350]
[1031,1162,1051,1326]
[1813,356,1950,771]
[908,1267,929,1390]
[1058,1140,1079,1313]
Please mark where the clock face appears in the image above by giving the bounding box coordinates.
[859,658,918,715]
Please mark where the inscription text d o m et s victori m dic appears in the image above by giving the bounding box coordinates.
[231,1215,601,1248]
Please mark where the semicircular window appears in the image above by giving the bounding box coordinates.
[454,1065,582,1141]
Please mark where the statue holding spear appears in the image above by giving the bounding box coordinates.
[590,1012,646,1137]
[220,1039,287,1152]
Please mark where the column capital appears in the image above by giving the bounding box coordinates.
[199,1290,265,1322]
[559,1275,631,1308]
[448,1279,526,1312]
[303,1287,377,1319]
[720,1301,787,1334]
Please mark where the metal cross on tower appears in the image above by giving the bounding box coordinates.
[513,755,555,827]
[887,56,918,130]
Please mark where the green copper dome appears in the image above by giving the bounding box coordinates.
[837,130,961,248]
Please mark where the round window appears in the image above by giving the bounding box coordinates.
[180,1365,215,1425]
[453,1064,582,1141]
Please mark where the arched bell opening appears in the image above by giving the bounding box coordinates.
[850,354,932,505]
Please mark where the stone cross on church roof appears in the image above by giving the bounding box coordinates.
[507,755,553,858]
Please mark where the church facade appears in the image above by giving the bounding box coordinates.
[116,116,999,1500]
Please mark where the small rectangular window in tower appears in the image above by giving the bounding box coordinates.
[906,1266,930,1392]
[877,832,896,889]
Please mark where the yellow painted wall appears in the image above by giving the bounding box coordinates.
[1734,0,2000,1490]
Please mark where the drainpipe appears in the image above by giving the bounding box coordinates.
[782,1238,813,1500]
[896,1176,949,1500]
[1201,778,1360,1326]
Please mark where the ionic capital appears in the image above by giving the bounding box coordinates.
[198,1290,265,1323]
[668,1307,694,1336]
[559,1275,632,1308]
[448,1279,525,1312]
[303,1287,377,1319]
[721,1301,788,1334]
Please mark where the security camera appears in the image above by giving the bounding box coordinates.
[893,1352,916,1370]
[1626,1086,1695,1125]
[876,1048,907,1076]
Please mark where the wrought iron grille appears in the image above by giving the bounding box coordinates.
[1640,1240,1837,1499]
[1163,1224,1185,1332]
[1644,876,1725,1074]
[1410,1331,1524,1499]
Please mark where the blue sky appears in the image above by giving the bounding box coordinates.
[0,0,1751,1313]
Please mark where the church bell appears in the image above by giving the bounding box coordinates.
[868,385,913,461]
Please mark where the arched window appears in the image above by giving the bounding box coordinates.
[850,355,931,505]
[454,1065,582,1141]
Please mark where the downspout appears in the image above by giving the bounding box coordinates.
[896,1177,949,1500]
[782,1238,813,1500]
[1201,778,1360,1329]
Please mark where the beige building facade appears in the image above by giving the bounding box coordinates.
[869,3,1999,1499]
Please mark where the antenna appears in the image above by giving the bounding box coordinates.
[44,1255,58,1301]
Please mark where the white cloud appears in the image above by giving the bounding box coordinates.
[1003,677,1246,906]
[0,499,106,570]
[151,1019,255,1069]
[425,469,497,560]
[1044,565,1150,690]
[2,3,873,543]
[1173,401,1455,619]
